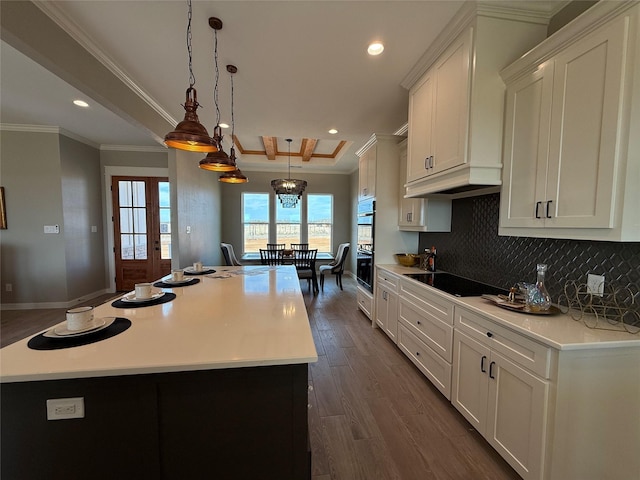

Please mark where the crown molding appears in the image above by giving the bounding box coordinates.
[0,123,99,148]
[100,144,167,153]
[33,1,178,128]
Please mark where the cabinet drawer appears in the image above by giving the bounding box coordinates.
[399,324,452,399]
[399,296,453,363]
[376,270,399,292]
[455,306,552,379]
[357,287,373,320]
[400,278,455,325]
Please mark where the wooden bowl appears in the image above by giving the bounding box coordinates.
[395,253,419,267]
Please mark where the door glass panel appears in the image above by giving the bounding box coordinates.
[134,208,147,233]
[120,209,133,233]
[132,181,145,207]
[135,234,147,259]
[121,234,134,259]
[158,182,171,259]
[119,181,132,207]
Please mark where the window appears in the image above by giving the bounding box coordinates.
[308,194,332,252]
[242,193,269,253]
[276,201,301,245]
[158,181,171,259]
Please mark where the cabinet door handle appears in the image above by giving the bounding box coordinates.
[481,355,487,373]
[429,156,434,168]
[416,320,421,325]
[486,332,493,338]
[424,157,429,170]
[415,351,420,356]
[535,201,542,219]
[489,361,496,379]
[546,200,553,219]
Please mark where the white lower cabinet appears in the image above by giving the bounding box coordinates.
[356,285,373,320]
[398,277,455,399]
[375,269,399,343]
[452,306,550,480]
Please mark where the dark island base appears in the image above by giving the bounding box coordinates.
[1,364,310,480]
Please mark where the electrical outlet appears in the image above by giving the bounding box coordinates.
[587,274,605,297]
[186,225,191,234]
[5,283,12,292]
[46,397,85,420]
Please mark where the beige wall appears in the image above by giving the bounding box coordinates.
[220,170,352,262]
[60,135,105,300]
[170,150,223,268]
[1,130,87,305]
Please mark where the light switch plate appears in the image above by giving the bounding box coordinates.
[43,225,60,234]
[587,274,605,297]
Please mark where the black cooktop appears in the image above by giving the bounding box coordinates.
[405,272,508,297]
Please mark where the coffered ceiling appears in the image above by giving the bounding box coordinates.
[0,1,566,173]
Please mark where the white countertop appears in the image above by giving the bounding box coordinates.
[0,266,318,383]
[377,264,640,351]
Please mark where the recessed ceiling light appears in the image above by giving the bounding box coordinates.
[367,42,384,56]
[219,123,229,129]
[73,99,89,108]
[328,129,338,135]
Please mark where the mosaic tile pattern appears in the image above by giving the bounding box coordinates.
[418,193,640,308]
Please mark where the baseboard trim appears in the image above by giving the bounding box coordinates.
[1,288,114,311]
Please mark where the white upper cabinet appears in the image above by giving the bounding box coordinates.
[358,147,376,201]
[499,1,640,241]
[403,2,548,197]
[407,31,470,183]
[398,139,452,232]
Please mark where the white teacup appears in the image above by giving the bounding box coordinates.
[193,261,203,272]
[135,282,153,299]
[171,269,185,281]
[66,306,94,331]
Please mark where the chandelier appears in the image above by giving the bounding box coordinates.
[271,139,307,208]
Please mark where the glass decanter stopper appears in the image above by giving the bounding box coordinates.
[530,263,552,312]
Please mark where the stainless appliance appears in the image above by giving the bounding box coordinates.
[404,272,508,297]
[356,198,375,292]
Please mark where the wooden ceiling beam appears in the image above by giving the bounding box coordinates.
[262,136,277,160]
[300,138,318,162]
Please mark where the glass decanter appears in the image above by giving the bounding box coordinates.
[528,263,552,312]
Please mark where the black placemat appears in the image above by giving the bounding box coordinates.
[153,278,201,288]
[28,318,131,351]
[111,292,176,309]
[184,268,216,276]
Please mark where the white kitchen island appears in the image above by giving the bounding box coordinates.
[1,266,318,480]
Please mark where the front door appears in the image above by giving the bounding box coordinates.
[111,176,171,291]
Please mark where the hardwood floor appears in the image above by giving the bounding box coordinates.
[2,278,519,479]
[306,277,520,480]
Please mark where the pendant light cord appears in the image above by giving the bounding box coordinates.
[230,70,235,141]
[214,27,221,126]
[186,0,195,89]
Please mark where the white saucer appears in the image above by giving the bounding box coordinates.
[162,277,196,285]
[44,317,116,338]
[184,266,210,273]
[121,291,165,303]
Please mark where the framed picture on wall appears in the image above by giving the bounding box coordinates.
[1,187,6,229]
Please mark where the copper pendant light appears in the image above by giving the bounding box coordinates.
[164,0,215,153]
[199,17,236,171]
[219,65,248,183]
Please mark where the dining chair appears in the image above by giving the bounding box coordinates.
[266,243,285,250]
[290,243,309,251]
[291,248,318,294]
[220,243,242,266]
[260,248,282,266]
[319,243,350,291]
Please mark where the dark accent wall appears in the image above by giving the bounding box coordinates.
[418,193,640,306]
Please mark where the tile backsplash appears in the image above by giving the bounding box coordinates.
[418,193,640,307]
